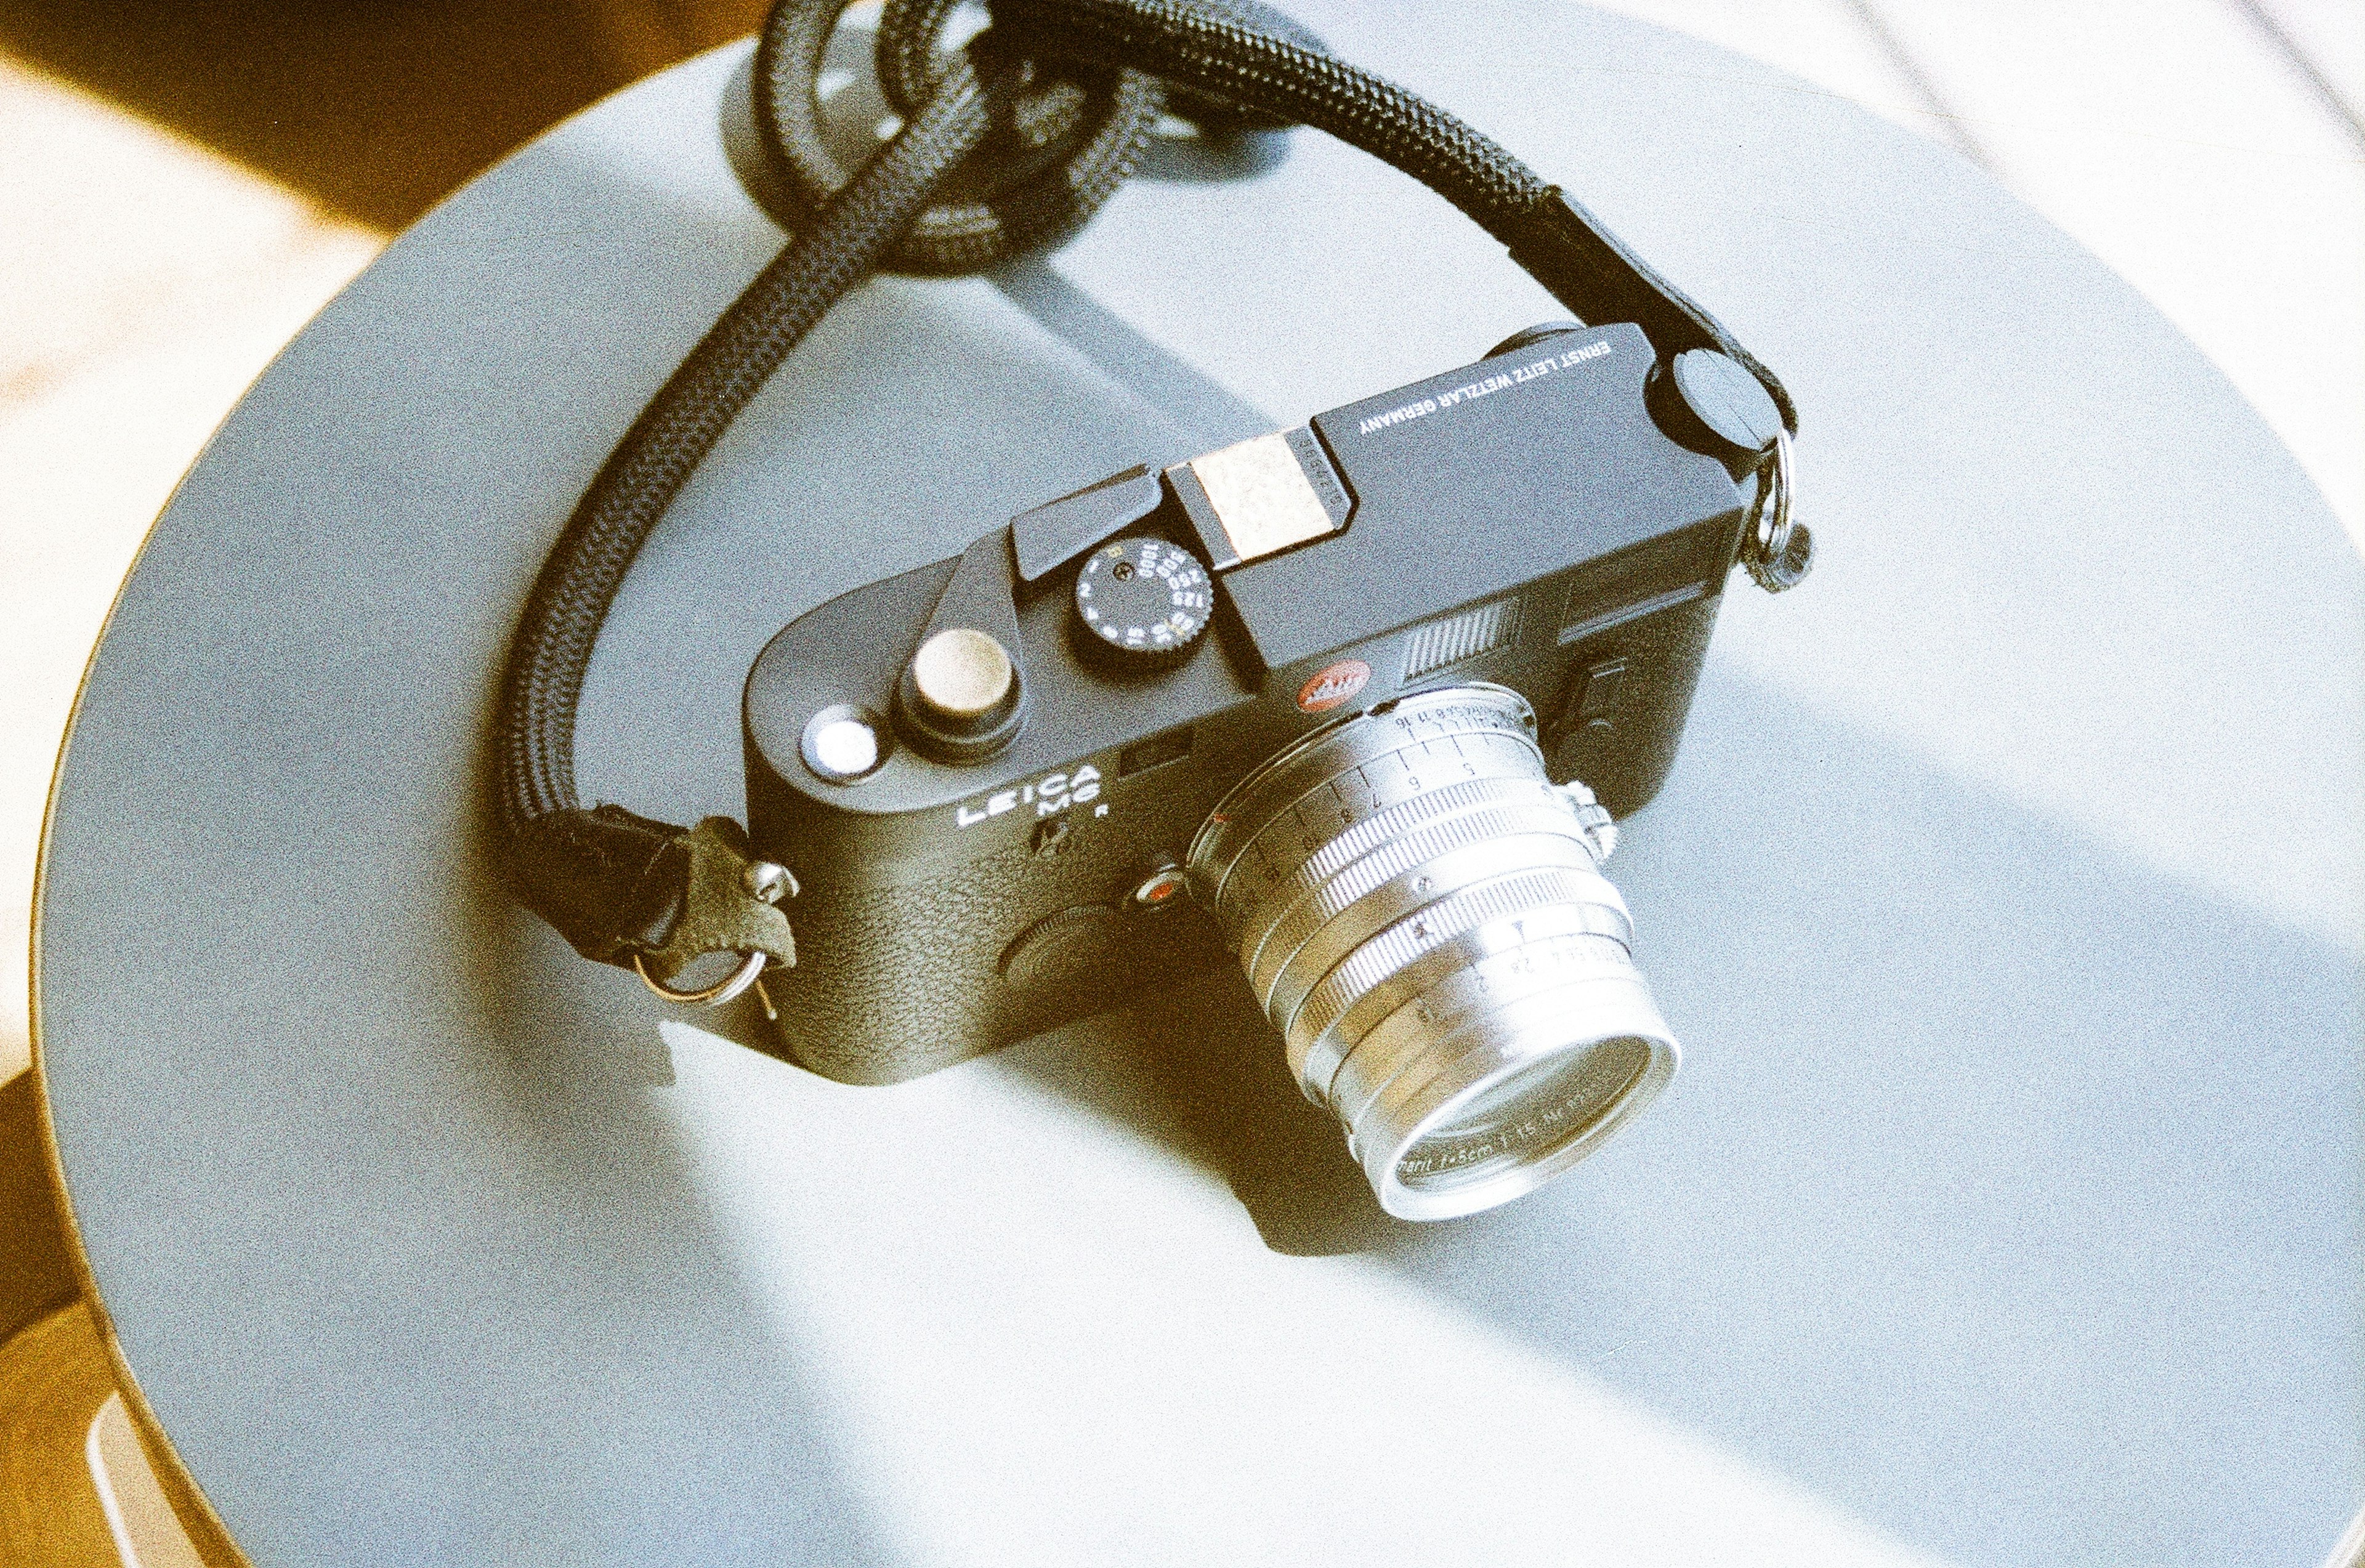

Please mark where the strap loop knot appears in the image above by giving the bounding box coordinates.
[752,0,1330,275]
[754,0,1163,273]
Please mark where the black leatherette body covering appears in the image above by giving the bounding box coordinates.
[764,777,1229,1084]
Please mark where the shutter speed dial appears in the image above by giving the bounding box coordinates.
[1072,537,1212,669]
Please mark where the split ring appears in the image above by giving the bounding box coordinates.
[635,949,769,1007]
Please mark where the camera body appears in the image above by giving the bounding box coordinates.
[744,322,1751,1087]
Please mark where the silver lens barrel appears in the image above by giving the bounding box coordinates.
[1186,685,1677,1220]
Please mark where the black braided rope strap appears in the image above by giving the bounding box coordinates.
[495,0,1795,982]
[755,1,1163,273]
[499,53,1006,976]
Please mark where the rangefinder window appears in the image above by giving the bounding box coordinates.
[1559,518,1724,644]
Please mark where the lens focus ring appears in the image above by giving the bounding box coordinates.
[1240,806,1604,995]
[1212,774,1562,934]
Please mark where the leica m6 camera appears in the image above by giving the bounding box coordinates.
[744,321,1791,1219]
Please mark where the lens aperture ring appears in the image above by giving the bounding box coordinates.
[1329,941,1652,1119]
[1288,911,1635,1099]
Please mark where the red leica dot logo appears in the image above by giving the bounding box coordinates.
[1296,659,1372,713]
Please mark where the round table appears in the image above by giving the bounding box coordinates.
[33,6,2361,1565]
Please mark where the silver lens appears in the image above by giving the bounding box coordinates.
[1186,684,1677,1220]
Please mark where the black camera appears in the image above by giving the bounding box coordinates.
[743,321,1766,1218]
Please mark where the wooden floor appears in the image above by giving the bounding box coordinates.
[0,1,2356,1562]
[0,1305,119,1565]
[0,1301,238,1567]
[0,12,766,1561]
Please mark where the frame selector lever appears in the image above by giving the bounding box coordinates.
[1008,464,1166,582]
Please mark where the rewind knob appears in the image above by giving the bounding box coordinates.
[1072,537,1212,669]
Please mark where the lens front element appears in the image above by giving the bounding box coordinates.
[1187,685,1677,1220]
[1393,1037,1654,1192]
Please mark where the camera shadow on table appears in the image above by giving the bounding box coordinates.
[990,655,2359,1568]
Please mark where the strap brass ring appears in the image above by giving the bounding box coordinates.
[634,950,769,1007]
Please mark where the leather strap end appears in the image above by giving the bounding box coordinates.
[511,804,693,965]
[511,807,794,977]
[637,817,797,984]
[1505,186,1798,438]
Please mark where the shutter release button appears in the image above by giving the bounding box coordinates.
[895,626,1024,762]
[910,628,1014,722]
